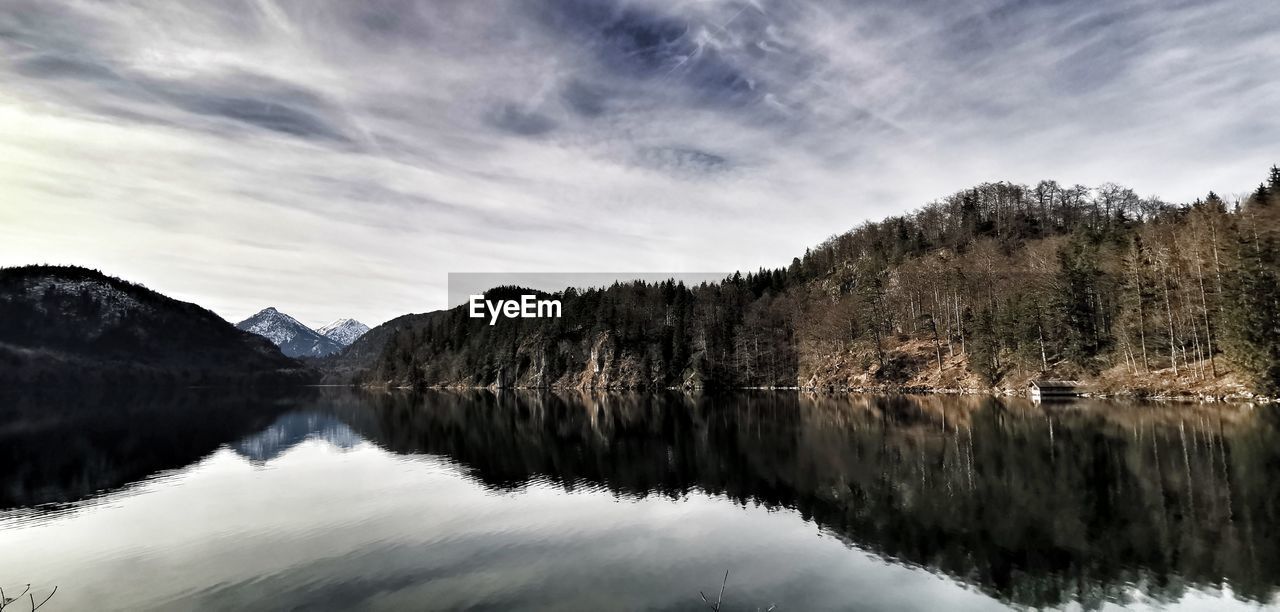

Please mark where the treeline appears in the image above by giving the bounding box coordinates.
[370,274,804,388]
[366,167,1280,395]
[793,167,1280,392]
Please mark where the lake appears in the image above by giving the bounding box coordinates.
[2,388,1278,611]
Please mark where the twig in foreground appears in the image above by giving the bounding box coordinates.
[1,584,57,612]
[700,570,730,611]
[31,586,57,612]
[0,585,31,611]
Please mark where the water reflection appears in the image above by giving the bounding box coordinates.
[3,388,1279,610]
[336,391,1280,609]
[0,386,299,511]
[232,412,361,464]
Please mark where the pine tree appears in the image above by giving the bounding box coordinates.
[1053,234,1103,365]
[1251,183,1271,208]
[969,306,1000,384]
[1222,215,1280,394]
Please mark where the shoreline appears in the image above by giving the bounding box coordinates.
[351,381,1276,403]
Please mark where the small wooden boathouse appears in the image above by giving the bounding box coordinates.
[1029,380,1080,400]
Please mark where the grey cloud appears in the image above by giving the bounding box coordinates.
[487,104,559,137]
[234,175,646,246]
[332,0,440,47]
[12,53,115,80]
[636,147,731,176]
[148,72,353,143]
[177,96,344,141]
[561,79,610,118]
[0,0,111,52]
[3,2,353,144]
[529,0,765,107]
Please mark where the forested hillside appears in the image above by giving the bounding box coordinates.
[360,167,1280,397]
[0,265,314,386]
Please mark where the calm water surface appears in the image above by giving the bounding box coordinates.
[2,389,1279,611]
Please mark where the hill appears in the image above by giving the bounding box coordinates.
[319,311,438,384]
[348,166,1280,398]
[0,265,314,386]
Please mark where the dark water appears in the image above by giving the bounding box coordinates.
[3,389,1279,611]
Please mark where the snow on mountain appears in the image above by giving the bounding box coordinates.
[231,411,362,464]
[235,307,343,358]
[16,276,152,337]
[317,318,370,347]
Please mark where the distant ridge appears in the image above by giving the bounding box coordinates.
[237,307,344,358]
[317,318,370,347]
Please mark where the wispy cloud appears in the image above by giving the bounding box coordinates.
[1,0,1277,326]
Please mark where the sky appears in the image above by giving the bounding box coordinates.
[1,0,1278,328]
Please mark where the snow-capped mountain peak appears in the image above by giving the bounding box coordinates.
[317,318,370,347]
[236,307,343,358]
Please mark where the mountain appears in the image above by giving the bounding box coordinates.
[0,265,312,386]
[317,318,370,347]
[236,307,343,358]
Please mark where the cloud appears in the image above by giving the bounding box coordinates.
[487,104,558,137]
[1,0,1277,326]
[560,79,610,118]
[635,147,731,176]
[151,71,354,143]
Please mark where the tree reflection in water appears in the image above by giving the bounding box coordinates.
[334,391,1280,609]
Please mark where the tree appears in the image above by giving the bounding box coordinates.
[1251,183,1271,208]
[1222,211,1280,394]
[1053,234,1104,365]
[921,312,944,375]
[968,306,1000,385]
